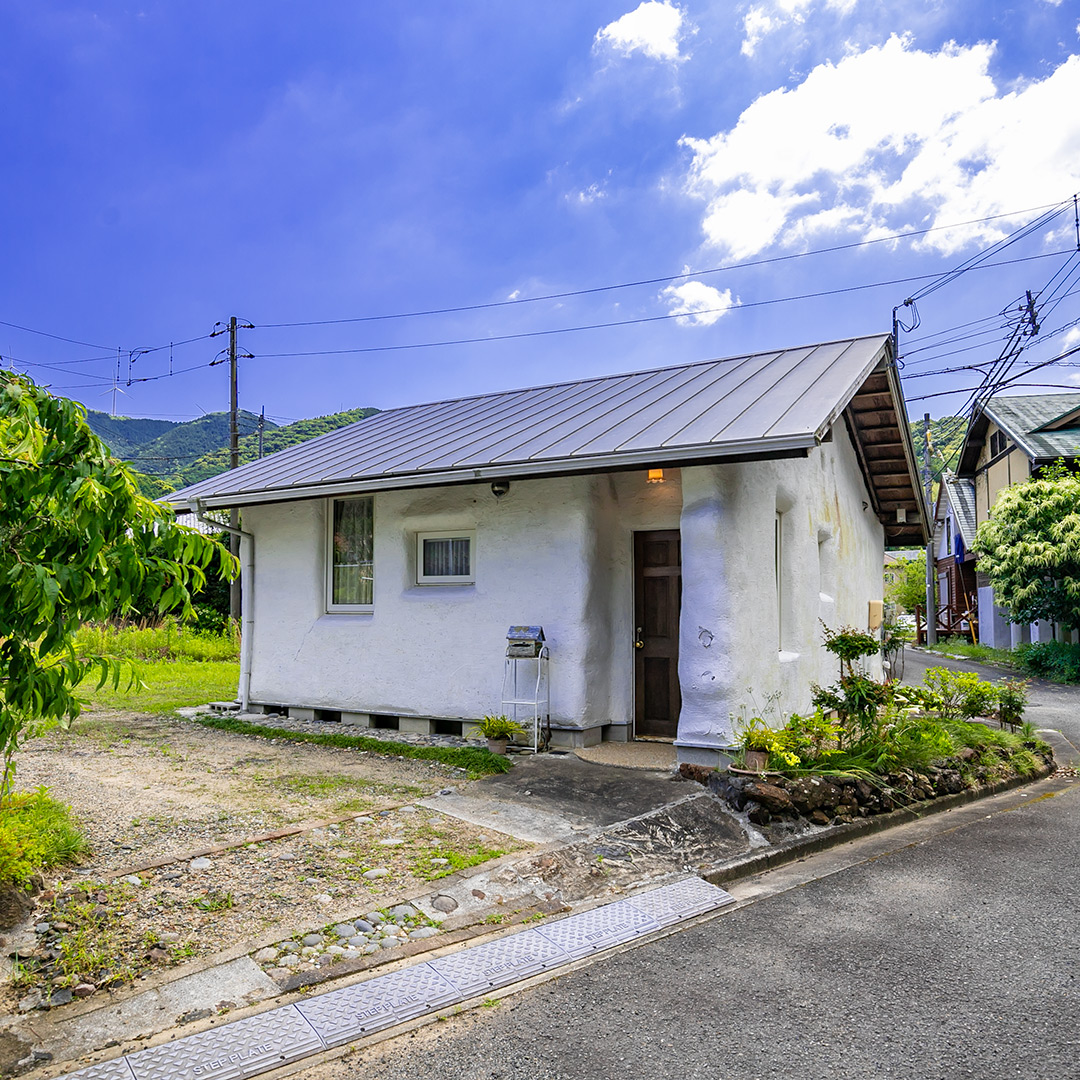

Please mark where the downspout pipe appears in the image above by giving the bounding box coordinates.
[191,498,254,712]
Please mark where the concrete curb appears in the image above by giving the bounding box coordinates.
[704,760,1057,887]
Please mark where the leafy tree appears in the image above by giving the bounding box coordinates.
[0,373,236,792]
[973,460,1080,634]
[886,552,929,612]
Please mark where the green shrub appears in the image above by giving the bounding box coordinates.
[996,678,1029,727]
[0,788,86,888]
[1016,640,1080,682]
[923,667,998,721]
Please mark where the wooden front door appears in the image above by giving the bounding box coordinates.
[634,530,682,739]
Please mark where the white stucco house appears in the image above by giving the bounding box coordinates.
[167,334,926,765]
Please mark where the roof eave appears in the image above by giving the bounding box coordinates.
[170,433,821,510]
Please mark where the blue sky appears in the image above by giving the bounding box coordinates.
[3,1,1080,433]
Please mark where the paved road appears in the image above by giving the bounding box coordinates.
[290,657,1080,1080]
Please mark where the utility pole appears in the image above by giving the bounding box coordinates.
[923,413,937,645]
[257,406,265,459]
[228,317,241,621]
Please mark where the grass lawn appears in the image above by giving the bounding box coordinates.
[77,660,240,713]
[918,637,1016,667]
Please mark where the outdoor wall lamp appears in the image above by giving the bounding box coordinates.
[491,480,511,498]
[646,468,665,484]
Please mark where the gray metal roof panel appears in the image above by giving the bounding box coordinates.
[982,393,1080,460]
[169,334,893,506]
[942,473,978,548]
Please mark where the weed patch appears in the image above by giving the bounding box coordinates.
[411,842,508,880]
[0,788,86,888]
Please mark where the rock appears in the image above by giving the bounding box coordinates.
[957,746,978,762]
[362,869,390,880]
[277,954,301,968]
[147,947,170,963]
[378,838,404,847]
[280,940,300,953]
[361,943,380,955]
[315,954,336,967]
[48,988,74,1007]
[431,894,459,913]
[411,926,441,939]
[120,875,142,886]
[678,763,713,784]
[430,858,450,867]
[189,857,212,871]
[253,947,278,963]
[388,904,417,919]
[265,968,293,981]
[708,772,751,810]
[809,809,832,826]
[352,919,375,933]
[399,806,419,813]
[363,911,384,924]
[160,872,183,882]
[303,933,324,947]
[380,938,402,949]
[332,922,356,938]
[34,922,51,934]
[314,894,333,905]
[300,946,318,958]
[18,990,43,1012]
[326,944,346,955]
[73,983,96,999]
[746,803,771,826]
[744,781,795,815]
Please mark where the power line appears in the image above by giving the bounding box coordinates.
[255,199,1075,329]
[255,251,1076,360]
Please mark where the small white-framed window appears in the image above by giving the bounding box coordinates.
[327,496,374,610]
[416,530,475,585]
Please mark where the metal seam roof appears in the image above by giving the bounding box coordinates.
[168,334,897,508]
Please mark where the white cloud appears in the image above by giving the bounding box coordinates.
[679,35,1080,260]
[596,2,686,62]
[741,1,859,57]
[661,281,739,325]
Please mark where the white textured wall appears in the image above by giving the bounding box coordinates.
[241,427,883,744]
[677,423,885,753]
[242,472,679,728]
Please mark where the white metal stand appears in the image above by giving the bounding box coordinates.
[501,646,549,753]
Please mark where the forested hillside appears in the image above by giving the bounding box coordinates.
[86,405,378,494]
[170,408,379,488]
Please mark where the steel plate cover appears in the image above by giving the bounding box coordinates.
[625,877,735,925]
[297,964,457,1047]
[534,901,660,960]
[62,1059,137,1080]
[429,929,568,997]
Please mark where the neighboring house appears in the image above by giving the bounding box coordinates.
[167,334,926,766]
[956,391,1080,648]
[930,472,978,635]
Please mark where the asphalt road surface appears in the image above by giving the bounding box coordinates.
[293,652,1079,1080]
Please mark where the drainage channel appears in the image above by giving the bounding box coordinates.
[60,877,735,1080]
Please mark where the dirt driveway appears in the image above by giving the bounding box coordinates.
[6,710,524,1009]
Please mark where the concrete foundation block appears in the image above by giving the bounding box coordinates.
[288,707,316,722]
[676,743,735,769]
[462,723,483,740]
[603,724,631,743]
[340,712,373,727]
[398,716,436,735]
[547,726,604,749]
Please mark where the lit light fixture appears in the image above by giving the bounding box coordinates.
[646,468,665,484]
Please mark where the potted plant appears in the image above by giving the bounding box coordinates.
[737,716,774,773]
[476,714,526,755]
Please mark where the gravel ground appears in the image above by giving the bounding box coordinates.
[4,709,524,1012]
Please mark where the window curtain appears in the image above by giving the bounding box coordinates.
[332,498,373,605]
[423,537,470,578]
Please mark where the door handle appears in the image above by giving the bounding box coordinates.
[634,627,644,649]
